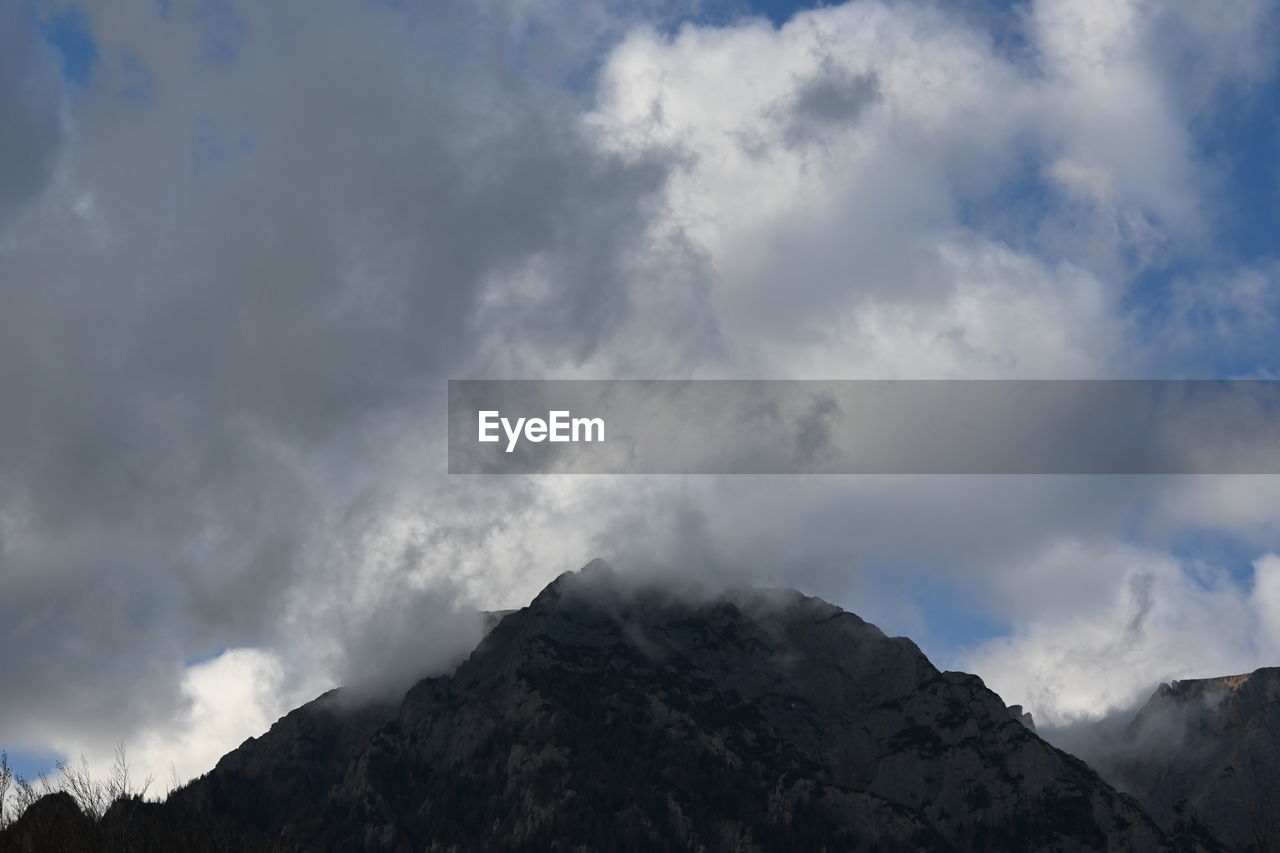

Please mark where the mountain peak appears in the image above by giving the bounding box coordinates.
[174,573,1170,850]
[1097,665,1280,849]
[1152,666,1280,704]
[2,570,1175,852]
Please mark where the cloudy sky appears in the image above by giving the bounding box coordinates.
[2,0,1279,787]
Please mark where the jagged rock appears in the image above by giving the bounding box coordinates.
[162,564,1171,851]
[482,608,517,633]
[1,562,1176,851]
[1007,704,1036,731]
[1106,668,1280,851]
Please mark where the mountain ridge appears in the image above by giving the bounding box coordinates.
[0,560,1228,851]
[1096,666,1280,852]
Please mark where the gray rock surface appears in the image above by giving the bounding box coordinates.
[167,562,1170,851]
[3,561,1177,851]
[1105,669,1280,851]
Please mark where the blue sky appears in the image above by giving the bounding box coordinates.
[39,4,94,86]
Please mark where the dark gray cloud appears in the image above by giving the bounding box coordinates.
[1,0,1278,782]
[0,7,62,218]
[780,61,880,148]
[0,0,704,752]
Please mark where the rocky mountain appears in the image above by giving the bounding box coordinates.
[3,561,1181,851]
[1094,669,1280,852]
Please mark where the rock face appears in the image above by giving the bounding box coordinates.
[0,791,94,852]
[3,563,1172,851]
[1104,669,1280,852]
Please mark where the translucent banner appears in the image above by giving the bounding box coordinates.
[447,380,1280,474]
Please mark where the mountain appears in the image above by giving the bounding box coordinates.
[3,561,1176,851]
[1096,669,1280,852]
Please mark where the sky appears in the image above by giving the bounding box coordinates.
[1,0,1279,788]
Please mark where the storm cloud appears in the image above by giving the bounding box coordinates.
[1,0,1279,785]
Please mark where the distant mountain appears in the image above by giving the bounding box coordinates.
[1092,669,1280,852]
[2,561,1180,851]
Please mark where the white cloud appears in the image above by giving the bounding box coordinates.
[962,545,1280,725]
[587,0,1218,380]
[41,648,325,792]
[1254,554,1280,652]
[2,0,1279,784]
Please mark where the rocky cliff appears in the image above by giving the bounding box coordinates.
[1102,669,1280,852]
[2,561,1175,851]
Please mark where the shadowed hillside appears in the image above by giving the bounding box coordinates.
[0,561,1203,851]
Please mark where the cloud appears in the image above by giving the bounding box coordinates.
[960,546,1280,725]
[0,0,692,775]
[587,2,1164,378]
[0,0,1278,786]
[93,647,325,790]
[0,6,63,221]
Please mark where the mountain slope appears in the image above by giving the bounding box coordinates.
[1103,669,1280,852]
[4,562,1173,851]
